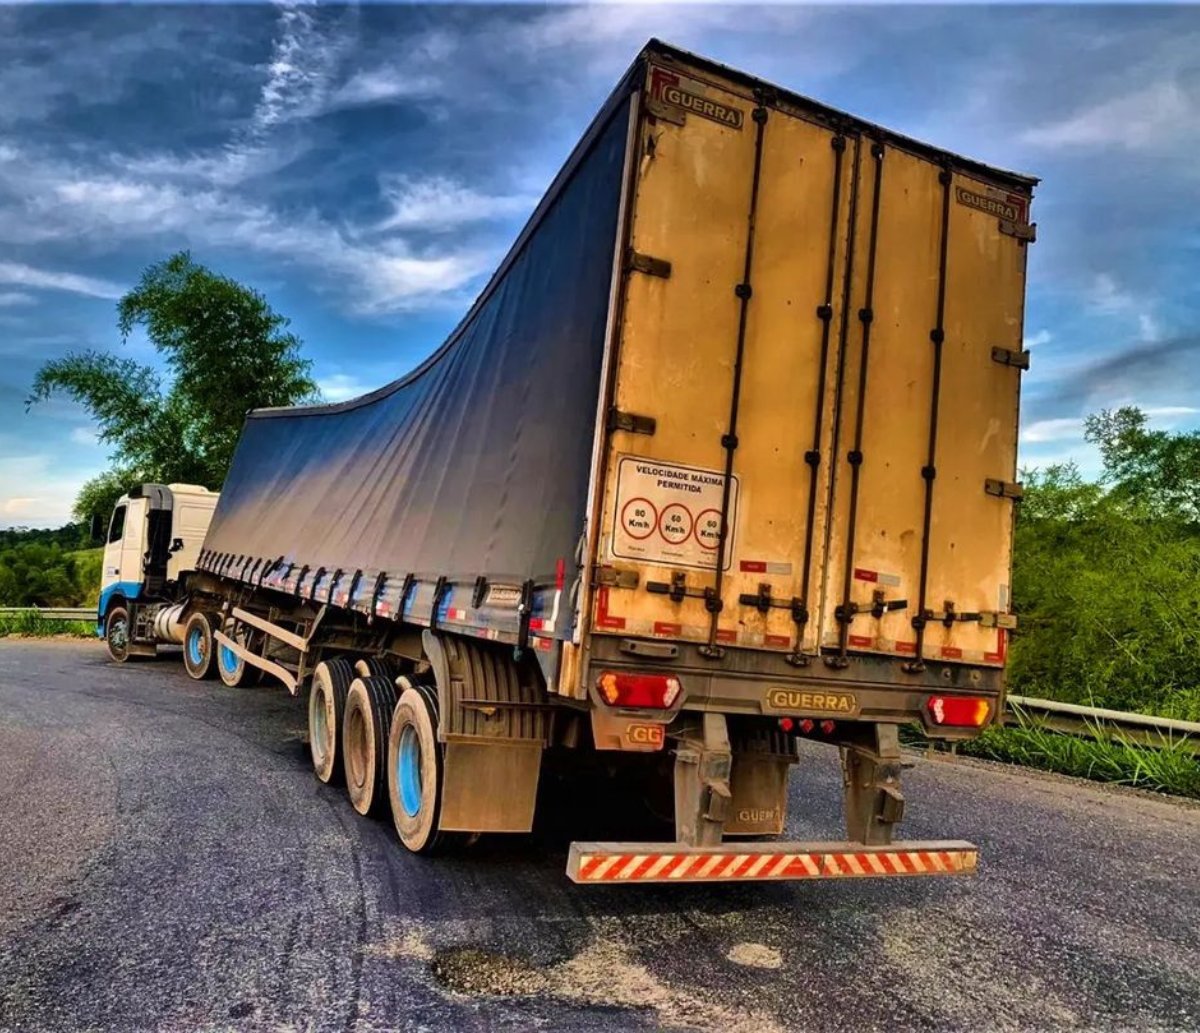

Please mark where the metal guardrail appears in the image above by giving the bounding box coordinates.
[1007,694,1200,755]
[0,606,95,622]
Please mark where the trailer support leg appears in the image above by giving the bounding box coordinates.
[840,723,905,845]
[674,713,732,846]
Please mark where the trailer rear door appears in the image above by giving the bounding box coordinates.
[819,155,1028,667]
[590,63,852,657]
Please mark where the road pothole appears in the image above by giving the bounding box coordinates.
[426,935,782,1031]
[432,947,548,996]
[727,942,783,969]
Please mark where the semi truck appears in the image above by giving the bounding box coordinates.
[95,40,1035,885]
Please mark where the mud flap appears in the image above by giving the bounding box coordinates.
[673,713,732,846]
[840,723,906,845]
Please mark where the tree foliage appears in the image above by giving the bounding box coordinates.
[1011,410,1200,722]
[28,252,318,519]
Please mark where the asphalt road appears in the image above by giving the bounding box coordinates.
[1,639,1198,1032]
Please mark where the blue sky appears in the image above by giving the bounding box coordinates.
[1,3,1197,527]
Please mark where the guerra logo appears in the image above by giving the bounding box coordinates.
[649,66,744,130]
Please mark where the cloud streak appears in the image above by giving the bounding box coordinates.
[0,261,122,300]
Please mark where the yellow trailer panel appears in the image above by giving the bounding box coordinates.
[587,49,1031,679]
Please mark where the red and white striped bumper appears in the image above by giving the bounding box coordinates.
[567,840,978,884]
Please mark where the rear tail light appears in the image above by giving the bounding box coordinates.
[927,695,990,727]
[597,672,682,709]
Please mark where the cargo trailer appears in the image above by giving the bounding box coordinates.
[99,40,1035,884]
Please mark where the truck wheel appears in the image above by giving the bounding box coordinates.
[182,612,218,680]
[104,605,132,663]
[309,658,354,785]
[387,685,450,854]
[216,624,262,688]
[343,675,399,816]
[354,656,393,680]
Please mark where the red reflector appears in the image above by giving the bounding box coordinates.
[779,717,794,732]
[820,719,836,735]
[597,672,682,709]
[799,719,814,734]
[927,695,990,727]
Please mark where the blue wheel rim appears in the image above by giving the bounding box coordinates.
[219,642,238,675]
[398,725,422,818]
[186,627,204,666]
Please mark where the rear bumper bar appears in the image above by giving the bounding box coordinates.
[567,839,978,884]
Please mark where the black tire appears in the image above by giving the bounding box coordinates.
[104,605,132,664]
[308,658,354,785]
[343,676,399,816]
[387,683,452,854]
[354,656,393,680]
[216,623,262,688]
[182,611,218,680]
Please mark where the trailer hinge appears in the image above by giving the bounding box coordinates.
[607,408,657,436]
[979,611,1018,630]
[1000,219,1037,243]
[593,565,639,590]
[628,249,672,279]
[984,478,1024,500]
[646,571,704,603]
[991,346,1031,371]
[870,590,908,619]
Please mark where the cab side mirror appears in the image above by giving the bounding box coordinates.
[89,512,104,543]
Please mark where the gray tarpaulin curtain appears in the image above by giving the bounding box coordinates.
[200,98,631,631]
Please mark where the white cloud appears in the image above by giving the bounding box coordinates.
[1021,405,1200,447]
[1021,80,1193,151]
[316,373,370,402]
[0,451,102,528]
[1138,312,1161,342]
[1086,272,1135,315]
[251,3,347,133]
[376,176,536,232]
[331,68,442,108]
[0,290,33,307]
[0,148,492,314]
[1143,405,1200,424]
[0,261,122,300]
[69,426,100,447]
[1021,417,1085,444]
[1023,329,1052,349]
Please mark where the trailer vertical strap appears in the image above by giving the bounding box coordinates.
[834,141,886,662]
[791,132,847,667]
[703,95,770,659]
[909,165,954,672]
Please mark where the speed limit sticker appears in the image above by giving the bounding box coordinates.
[610,456,739,570]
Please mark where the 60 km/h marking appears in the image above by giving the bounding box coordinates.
[659,503,693,545]
[694,508,721,550]
[621,497,657,540]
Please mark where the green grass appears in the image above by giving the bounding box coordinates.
[911,706,1200,800]
[0,612,95,638]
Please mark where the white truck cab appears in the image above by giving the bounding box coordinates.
[97,483,219,661]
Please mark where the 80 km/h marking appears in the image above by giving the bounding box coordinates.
[621,497,657,540]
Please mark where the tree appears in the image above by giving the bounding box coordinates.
[1084,406,1200,523]
[28,252,318,520]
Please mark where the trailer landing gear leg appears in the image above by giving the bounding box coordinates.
[841,724,905,845]
[674,713,732,847]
